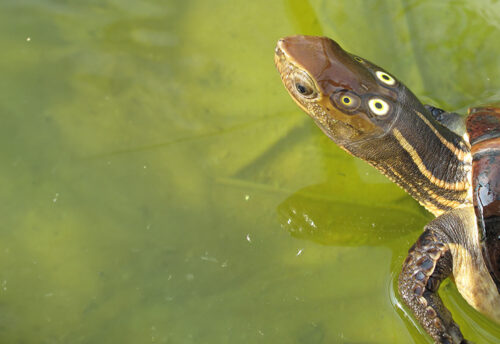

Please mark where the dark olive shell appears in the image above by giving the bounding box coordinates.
[466,104,500,290]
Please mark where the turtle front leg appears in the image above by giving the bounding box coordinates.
[424,104,466,136]
[399,229,468,344]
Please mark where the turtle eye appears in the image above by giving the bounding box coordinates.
[295,83,313,96]
[368,98,390,116]
[353,56,364,63]
[375,71,396,86]
[292,71,317,98]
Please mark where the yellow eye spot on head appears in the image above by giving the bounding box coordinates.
[353,56,364,63]
[368,98,390,116]
[375,71,396,86]
[332,91,361,112]
[341,95,352,105]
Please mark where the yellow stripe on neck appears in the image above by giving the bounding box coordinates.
[414,111,469,160]
[393,128,468,191]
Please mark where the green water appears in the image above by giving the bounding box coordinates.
[1,0,500,343]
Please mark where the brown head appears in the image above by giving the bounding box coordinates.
[274,35,426,148]
[274,35,471,217]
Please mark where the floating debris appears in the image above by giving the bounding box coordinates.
[200,252,218,263]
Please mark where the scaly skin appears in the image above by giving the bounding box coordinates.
[399,216,466,343]
[399,231,464,343]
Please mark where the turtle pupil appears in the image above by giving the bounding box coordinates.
[375,102,382,109]
[343,97,350,104]
[382,75,389,80]
[296,84,307,94]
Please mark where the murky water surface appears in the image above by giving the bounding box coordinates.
[1,0,500,343]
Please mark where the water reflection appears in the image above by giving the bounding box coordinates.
[277,182,426,247]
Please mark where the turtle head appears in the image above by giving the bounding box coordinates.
[274,35,415,148]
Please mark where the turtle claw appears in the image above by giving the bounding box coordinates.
[424,104,446,120]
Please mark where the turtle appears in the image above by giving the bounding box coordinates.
[274,35,500,343]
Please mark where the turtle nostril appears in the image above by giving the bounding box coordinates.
[275,44,284,57]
